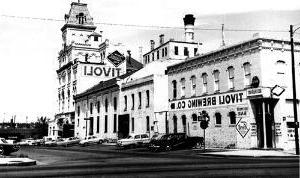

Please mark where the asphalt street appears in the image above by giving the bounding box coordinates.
[0,144,299,178]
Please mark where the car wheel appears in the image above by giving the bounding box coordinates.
[98,140,103,144]
[0,146,4,156]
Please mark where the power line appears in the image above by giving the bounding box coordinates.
[1,14,289,33]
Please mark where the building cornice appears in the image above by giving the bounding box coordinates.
[57,61,73,74]
[166,37,300,75]
[121,75,154,91]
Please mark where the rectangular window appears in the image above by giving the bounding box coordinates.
[228,67,234,90]
[146,90,150,107]
[94,36,98,41]
[97,101,100,113]
[146,116,150,132]
[77,119,79,127]
[96,116,100,133]
[131,94,135,110]
[124,95,127,111]
[194,48,198,56]
[77,106,80,117]
[244,63,251,87]
[162,48,165,57]
[138,92,142,109]
[172,80,177,99]
[105,99,108,112]
[113,114,117,133]
[191,76,196,96]
[165,47,167,56]
[157,50,159,59]
[174,46,178,55]
[131,117,134,132]
[152,53,154,61]
[113,97,117,111]
[214,70,220,92]
[180,78,186,98]
[104,115,108,133]
[202,73,207,94]
[184,47,189,56]
[90,103,93,114]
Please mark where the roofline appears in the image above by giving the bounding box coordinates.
[143,40,200,56]
[166,37,300,72]
[61,24,96,32]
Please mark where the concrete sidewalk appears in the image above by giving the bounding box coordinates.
[194,148,299,158]
[0,157,36,166]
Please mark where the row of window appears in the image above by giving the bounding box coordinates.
[124,90,150,111]
[144,46,198,64]
[77,97,118,117]
[172,62,251,99]
[173,111,236,128]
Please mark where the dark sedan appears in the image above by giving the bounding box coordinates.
[148,133,203,152]
[0,138,20,156]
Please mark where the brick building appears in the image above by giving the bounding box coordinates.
[166,36,300,150]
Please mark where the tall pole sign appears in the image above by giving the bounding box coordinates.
[290,25,299,155]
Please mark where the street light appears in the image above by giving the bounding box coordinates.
[289,25,299,155]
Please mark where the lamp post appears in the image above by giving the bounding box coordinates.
[289,25,299,155]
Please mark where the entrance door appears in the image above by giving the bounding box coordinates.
[118,114,129,139]
[254,100,275,148]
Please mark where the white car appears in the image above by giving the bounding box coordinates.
[18,138,36,146]
[79,136,104,146]
[116,134,150,148]
[57,137,80,147]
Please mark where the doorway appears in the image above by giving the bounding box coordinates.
[253,100,275,148]
[118,114,129,139]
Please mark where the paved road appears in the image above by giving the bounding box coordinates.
[0,145,299,177]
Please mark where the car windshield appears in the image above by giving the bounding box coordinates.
[126,136,133,139]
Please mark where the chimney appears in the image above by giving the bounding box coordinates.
[150,40,155,50]
[183,14,195,42]
[139,46,143,64]
[159,34,165,45]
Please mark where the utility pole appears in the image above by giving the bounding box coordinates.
[290,25,299,155]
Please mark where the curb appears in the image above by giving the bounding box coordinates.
[197,153,299,158]
[0,158,36,166]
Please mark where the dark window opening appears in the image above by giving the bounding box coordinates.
[184,47,189,56]
[96,116,100,133]
[94,36,98,41]
[113,114,117,133]
[105,98,108,112]
[113,97,117,111]
[229,111,236,125]
[174,46,178,55]
[131,117,134,132]
[104,115,108,133]
[146,116,150,132]
[146,90,150,107]
[215,112,222,125]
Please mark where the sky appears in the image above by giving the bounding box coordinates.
[0,0,300,122]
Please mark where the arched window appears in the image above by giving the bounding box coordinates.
[276,60,286,74]
[90,103,93,114]
[213,70,220,92]
[202,73,208,94]
[173,115,178,134]
[229,111,236,125]
[105,98,108,112]
[172,80,177,99]
[243,62,251,87]
[228,66,234,90]
[180,78,186,98]
[215,112,222,125]
[182,115,187,133]
[190,75,196,96]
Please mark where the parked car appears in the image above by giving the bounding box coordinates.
[57,137,80,147]
[44,139,58,147]
[18,138,36,146]
[148,133,203,152]
[79,136,104,146]
[116,134,150,149]
[0,138,20,156]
